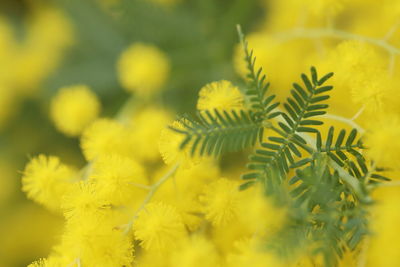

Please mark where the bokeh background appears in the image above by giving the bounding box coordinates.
[0,0,265,266]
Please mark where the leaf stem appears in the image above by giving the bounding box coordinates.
[123,163,180,234]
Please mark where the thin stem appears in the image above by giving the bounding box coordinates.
[383,19,400,41]
[321,113,365,134]
[274,27,400,55]
[124,163,180,234]
[351,105,365,122]
[328,158,371,204]
[67,258,81,267]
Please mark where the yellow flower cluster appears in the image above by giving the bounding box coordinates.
[197,80,244,111]
[117,43,170,97]
[23,60,288,266]
[50,85,101,137]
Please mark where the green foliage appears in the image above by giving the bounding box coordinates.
[171,109,262,156]
[173,27,391,267]
[237,25,281,121]
[246,66,333,186]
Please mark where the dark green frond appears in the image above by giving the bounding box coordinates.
[171,109,262,157]
[243,67,333,187]
[316,127,390,184]
[237,25,280,120]
[286,153,370,267]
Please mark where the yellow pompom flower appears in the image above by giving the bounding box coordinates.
[62,181,111,222]
[90,154,148,205]
[80,118,131,161]
[226,238,283,267]
[197,80,244,111]
[134,202,187,252]
[169,235,220,267]
[22,154,77,212]
[129,107,173,163]
[365,115,400,171]
[28,258,48,267]
[154,160,220,230]
[327,41,390,114]
[302,0,347,16]
[58,220,134,267]
[200,178,242,227]
[117,43,170,97]
[367,187,400,266]
[50,85,101,137]
[28,257,66,267]
[237,186,286,236]
[349,69,391,114]
[25,6,74,51]
[319,40,389,117]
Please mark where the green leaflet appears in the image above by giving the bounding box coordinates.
[170,109,263,156]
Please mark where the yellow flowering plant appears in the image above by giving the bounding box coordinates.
[16,1,400,266]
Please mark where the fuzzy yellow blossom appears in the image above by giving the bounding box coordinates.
[159,119,199,166]
[226,238,283,267]
[28,257,66,267]
[325,40,390,114]
[169,235,220,267]
[117,43,170,96]
[367,187,400,266]
[28,258,48,267]
[90,154,148,205]
[81,118,131,161]
[302,0,347,16]
[349,69,391,113]
[154,160,220,230]
[50,85,101,137]
[201,178,242,227]
[364,115,400,171]
[129,107,173,163]
[238,186,286,236]
[57,219,134,267]
[309,41,383,118]
[197,80,244,111]
[22,155,77,212]
[62,181,111,222]
[134,202,187,252]
[25,6,74,51]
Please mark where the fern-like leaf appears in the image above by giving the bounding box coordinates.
[237,25,281,121]
[316,127,390,183]
[171,109,262,156]
[244,67,333,186]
